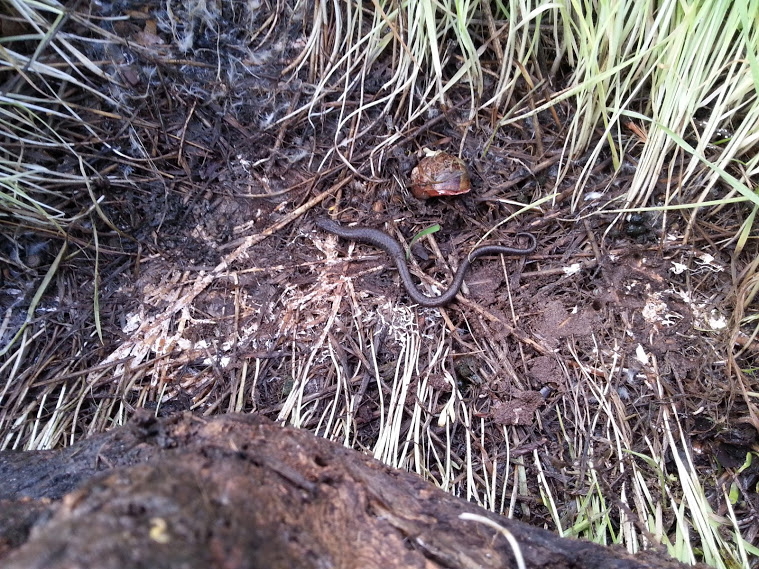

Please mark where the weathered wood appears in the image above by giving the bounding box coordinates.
[0,413,703,568]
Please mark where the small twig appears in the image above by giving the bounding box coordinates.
[582,218,603,261]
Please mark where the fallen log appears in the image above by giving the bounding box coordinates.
[0,412,704,568]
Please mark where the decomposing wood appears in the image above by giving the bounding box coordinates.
[0,412,705,569]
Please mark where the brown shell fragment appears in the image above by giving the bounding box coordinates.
[410,152,471,199]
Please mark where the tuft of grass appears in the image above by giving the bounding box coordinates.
[288,0,758,246]
[0,0,123,355]
[0,0,136,449]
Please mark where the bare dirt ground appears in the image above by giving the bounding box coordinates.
[1,0,757,563]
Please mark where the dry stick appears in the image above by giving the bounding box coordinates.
[481,0,503,66]
[520,259,598,279]
[455,295,552,357]
[176,100,197,177]
[229,177,352,260]
[474,152,563,198]
[733,331,759,354]
[582,218,603,261]
[517,61,544,158]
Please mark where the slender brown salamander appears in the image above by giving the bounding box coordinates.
[315,218,536,307]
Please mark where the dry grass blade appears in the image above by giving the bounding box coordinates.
[0,240,66,358]
[459,512,527,569]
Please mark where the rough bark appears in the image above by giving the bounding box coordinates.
[0,412,704,569]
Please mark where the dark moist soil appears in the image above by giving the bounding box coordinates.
[1,0,757,564]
